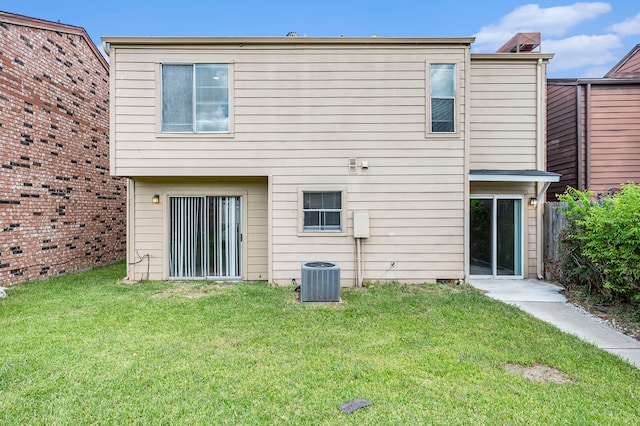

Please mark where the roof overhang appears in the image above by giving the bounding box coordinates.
[548,78,640,86]
[101,36,476,47]
[471,53,554,61]
[470,170,561,202]
[469,169,560,183]
[102,36,477,58]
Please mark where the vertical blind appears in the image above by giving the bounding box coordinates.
[169,196,241,279]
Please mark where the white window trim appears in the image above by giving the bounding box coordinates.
[425,61,460,139]
[469,194,525,279]
[297,186,348,237]
[155,62,235,139]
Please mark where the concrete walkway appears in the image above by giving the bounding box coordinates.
[468,279,640,369]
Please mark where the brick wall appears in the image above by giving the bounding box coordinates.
[0,18,125,285]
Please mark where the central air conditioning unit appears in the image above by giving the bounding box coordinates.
[301,261,340,302]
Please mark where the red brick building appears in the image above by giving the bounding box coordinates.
[0,11,125,285]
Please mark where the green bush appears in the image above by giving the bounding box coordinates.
[557,187,603,295]
[558,184,640,303]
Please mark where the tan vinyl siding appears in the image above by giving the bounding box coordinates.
[110,42,469,284]
[111,46,467,177]
[127,177,268,281]
[108,38,550,284]
[469,60,541,170]
[269,172,465,285]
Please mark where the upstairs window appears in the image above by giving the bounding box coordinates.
[429,64,456,133]
[161,64,229,133]
[303,191,342,232]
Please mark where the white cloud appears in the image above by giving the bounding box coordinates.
[544,34,622,72]
[474,2,611,52]
[609,13,640,36]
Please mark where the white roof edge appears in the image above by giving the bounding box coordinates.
[101,36,476,46]
[471,53,554,61]
[469,170,560,183]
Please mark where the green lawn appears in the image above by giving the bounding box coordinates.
[1,262,639,424]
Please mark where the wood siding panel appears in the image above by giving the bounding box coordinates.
[615,53,640,77]
[587,84,640,192]
[548,81,640,197]
[546,82,579,200]
[469,61,541,170]
[605,46,640,78]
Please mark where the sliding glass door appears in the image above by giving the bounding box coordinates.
[470,196,523,278]
[169,196,242,279]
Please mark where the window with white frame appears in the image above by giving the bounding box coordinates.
[161,64,229,133]
[429,64,456,133]
[302,191,342,232]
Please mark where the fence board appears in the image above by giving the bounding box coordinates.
[544,202,566,280]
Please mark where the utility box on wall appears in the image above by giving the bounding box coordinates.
[353,211,370,238]
[301,262,340,302]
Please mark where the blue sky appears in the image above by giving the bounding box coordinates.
[3,1,639,77]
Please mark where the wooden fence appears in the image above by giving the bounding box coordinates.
[544,202,566,280]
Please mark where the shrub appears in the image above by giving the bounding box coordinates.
[556,188,603,295]
[558,184,640,304]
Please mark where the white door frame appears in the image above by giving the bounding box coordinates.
[469,194,525,279]
[168,195,243,280]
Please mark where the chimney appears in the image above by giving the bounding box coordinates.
[497,33,541,53]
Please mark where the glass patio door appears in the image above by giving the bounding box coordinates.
[169,196,242,279]
[470,196,523,278]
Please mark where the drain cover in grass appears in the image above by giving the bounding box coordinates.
[340,398,372,414]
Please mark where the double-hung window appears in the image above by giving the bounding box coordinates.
[161,64,229,133]
[429,64,456,133]
[302,191,342,232]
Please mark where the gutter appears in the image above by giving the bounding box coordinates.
[536,58,545,280]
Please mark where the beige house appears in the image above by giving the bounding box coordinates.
[102,35,556,285]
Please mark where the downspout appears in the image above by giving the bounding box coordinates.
[585,83,591,190]
[355,238,363,287]
[268,175,274,284]
[463,45,471,280]
[102,41,110,57]
[127,179,135,280]
[536,58,545,279]
[576,84,583,190]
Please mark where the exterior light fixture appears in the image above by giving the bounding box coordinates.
[152,194,160,204]
[529,197,538,208]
